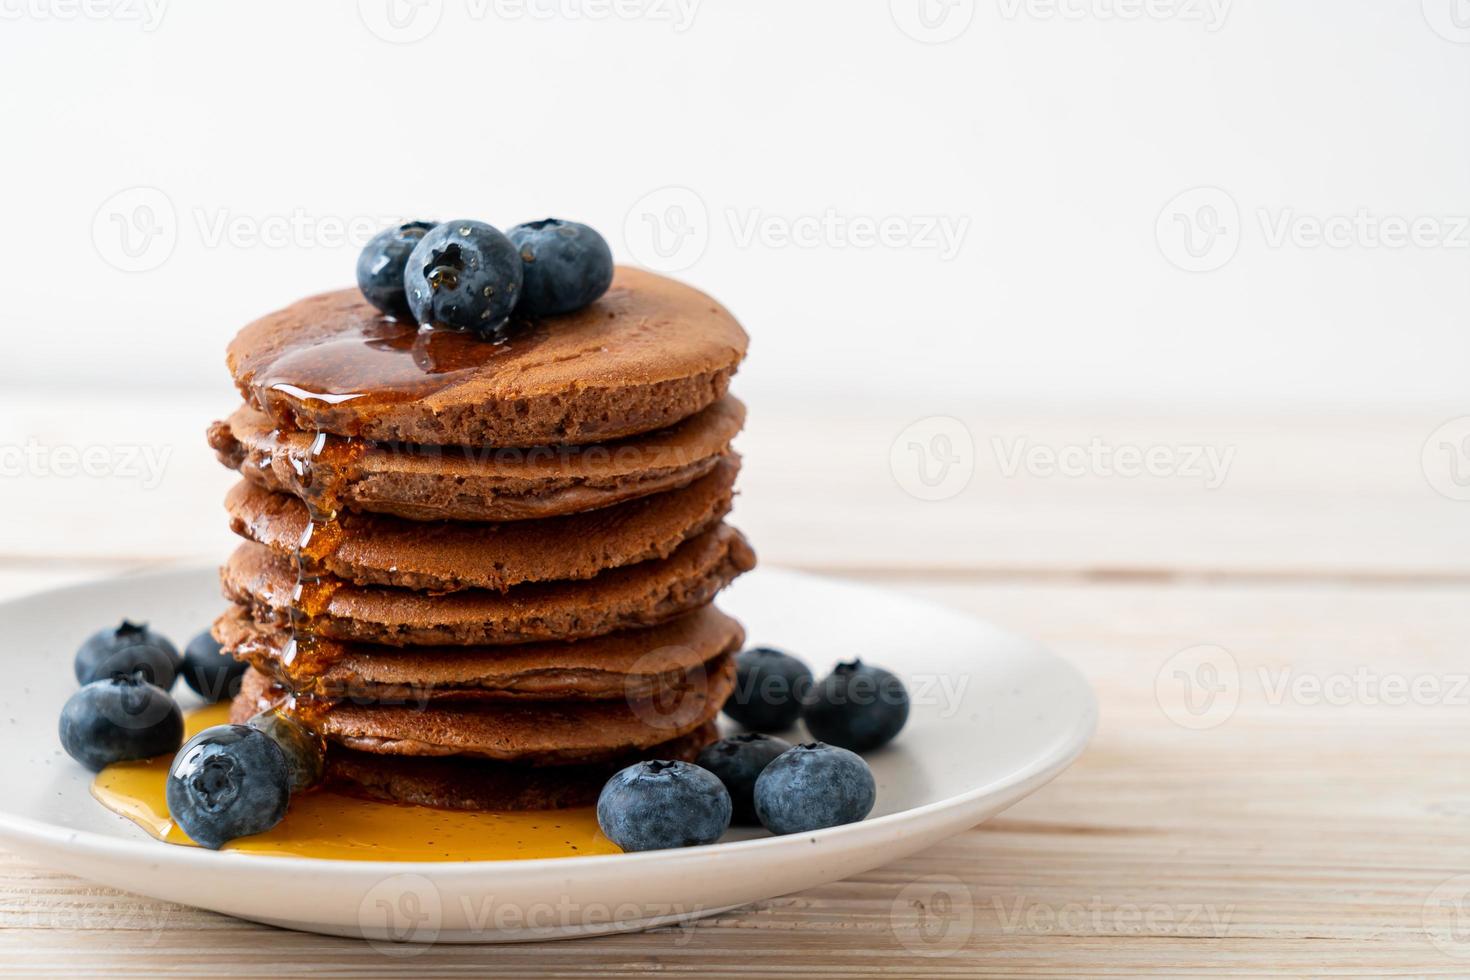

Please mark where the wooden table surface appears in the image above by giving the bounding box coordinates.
[3,392,1469,976]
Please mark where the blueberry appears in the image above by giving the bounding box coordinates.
[247,708,324,794]
[723,647,813,732]
[74,620,180,690]
[596,760,731,851]
[802,659,909,753]
[696,733,792,824]
[165,724,290,849]
[356,221,435,318]
[507,218,614,316]
[753,742,876,835]
[180,629,248,705]
[404,220,523,335]
[58,676,183,772]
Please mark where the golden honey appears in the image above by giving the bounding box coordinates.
[91,705,620,861]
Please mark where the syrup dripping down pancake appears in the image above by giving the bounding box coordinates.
[214,602,744,702]
[220,524,754,647]
[208,396,744,523]
[223,455,738,592]
[232,659,734,764]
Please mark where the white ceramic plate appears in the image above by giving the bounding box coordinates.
[0,566,1094,942]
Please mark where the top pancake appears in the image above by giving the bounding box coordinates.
[227,267,748,447]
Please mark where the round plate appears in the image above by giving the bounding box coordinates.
[0,566,1095,942]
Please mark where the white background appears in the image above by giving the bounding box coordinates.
[2,0,1467,412]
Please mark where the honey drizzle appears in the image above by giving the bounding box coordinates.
[91,705,620,860]
[245,308,550,430]
[277,426,365,737]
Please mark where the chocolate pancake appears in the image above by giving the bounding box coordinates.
[214,602,744,702]
[232,659,735,763]
[220,524,755,646]
[323,722,719,811]
[226,267,748,447]
[223,455,738,592]
[208,396,744,523]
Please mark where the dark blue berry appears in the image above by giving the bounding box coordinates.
[753,742,876,835]
[724,647,813,732]
[180,629,248,704]
[696,733,792,824]
[507,218,614,316]
[802,659,909,752]
[247,709,324,794]
[596,760,731,851]
[74,620,180,690]
[404,220,523,336]
[165,725,290,849]
[58,676,183,772]
[357,221,435,318]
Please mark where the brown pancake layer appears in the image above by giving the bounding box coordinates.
[214,602,744,702]
[233,659,734,764]
[323,722,719,811]
[208,396,744,523]
[224,456,738,592]
[220,524,755,646]
[227,267,748,446]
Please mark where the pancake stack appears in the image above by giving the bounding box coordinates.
[206,267,754,809]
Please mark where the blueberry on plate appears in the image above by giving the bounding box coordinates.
[696,733,793,824]
[180,629,248,704]
[507,218,615,317]
[802,659,910,753]
[247,708,325,794]
[58,676,183,772]
[356,221,435,318]
[74,620,180,690]
[166,724,291,849]
[404,220,523,335]
[596,760,731,851]
[723,647,813,733]
[753,742,876,835]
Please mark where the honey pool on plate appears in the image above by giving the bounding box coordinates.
[90,704,621,860]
